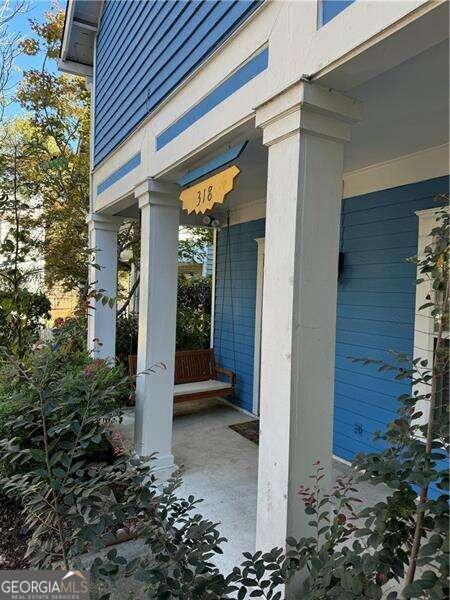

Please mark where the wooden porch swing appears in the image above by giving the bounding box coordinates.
[129,212,237,404]
[129,348,234,403]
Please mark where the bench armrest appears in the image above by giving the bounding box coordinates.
[216,366,236,385]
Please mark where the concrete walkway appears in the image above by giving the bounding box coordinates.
[117,398,388,575]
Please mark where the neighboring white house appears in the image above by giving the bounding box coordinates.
[59,0,449,566]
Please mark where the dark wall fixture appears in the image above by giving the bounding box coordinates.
[338,251,345,281]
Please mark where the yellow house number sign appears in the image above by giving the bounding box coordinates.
[180,165,240,214]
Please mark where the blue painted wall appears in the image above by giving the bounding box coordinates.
[156,48,268,150]
[214,218,265,413]
[321,0,355,25]
[94,0,261,166]
[334,175,448,461]
[213,177,448,457]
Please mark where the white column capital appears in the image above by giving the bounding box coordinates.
[255,80,362,146]
[86,212,123,232]
[134,178,181,210]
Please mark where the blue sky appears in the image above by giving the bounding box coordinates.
[6,0,56,118]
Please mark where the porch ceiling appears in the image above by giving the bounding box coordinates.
[344,39,449,172]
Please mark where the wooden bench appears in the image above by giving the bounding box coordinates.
[128,348,235,403]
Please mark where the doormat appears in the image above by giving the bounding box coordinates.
[229,420,259,444]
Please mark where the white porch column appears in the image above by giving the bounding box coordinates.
[134,179,180,473]
[87,213,122,360]
[255,82,362,556]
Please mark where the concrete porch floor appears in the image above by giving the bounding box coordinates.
[117,398,388,575]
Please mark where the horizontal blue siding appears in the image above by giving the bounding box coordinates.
[156,49,268,150]
[335,175,449,462]
[214,218,265,413]
[213,177,448,488]
[321,0,355,25]
[94,0,261,166]
[97,152,141,195]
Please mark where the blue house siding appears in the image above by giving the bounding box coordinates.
[94,0,261,166]
[213,218,265,413]
[156,49,268,150]
[335,175,449,461]
[212,176,448,463]
[321,1,355,25]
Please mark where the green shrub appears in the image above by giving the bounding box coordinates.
[0,340,232,597]
[0,341,129,483]
[0,289,50,354]
[52,315,87,358]
[115,276,212,364]
[116,313,139,364]
[176,275,211,351]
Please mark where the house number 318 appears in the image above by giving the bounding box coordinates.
[196,185,214,206]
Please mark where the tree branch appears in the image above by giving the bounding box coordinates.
[116,275,140,318]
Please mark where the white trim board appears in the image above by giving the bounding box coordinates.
[209,228,217,349]
[333,454,352,468]
[210,146,448,229]
[412,206,450,430]
[343,144,449,199]
[221,397,258,419]
[227,198,266,227]
[253,237,265,416]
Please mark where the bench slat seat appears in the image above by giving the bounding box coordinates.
[128,349,234,403]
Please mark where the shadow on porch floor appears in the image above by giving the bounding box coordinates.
[117,398,388,575]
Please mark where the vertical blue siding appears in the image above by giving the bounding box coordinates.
[94,0,262,166]
[334,176,449,461]
[214,219,265,413]
[321,0,355,25]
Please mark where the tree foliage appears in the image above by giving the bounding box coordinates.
[178,226,213,264]
[0,120,50,355]
[0,0,28,124]
[17,9,90,296]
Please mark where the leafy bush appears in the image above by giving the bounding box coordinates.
[116,313,139,364]
[52,315,88,357]
[176,275,211,351]
[115,275,212,364]
[91,473,234,600]
[0,339,233,598]
[0,289,50,354]
[0,340,129,483]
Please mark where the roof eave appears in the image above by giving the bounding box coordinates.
[59,0,102,77]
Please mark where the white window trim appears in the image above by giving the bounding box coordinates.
[413,207,449,429]
[253,237,265,416]
[210,228,217,348]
